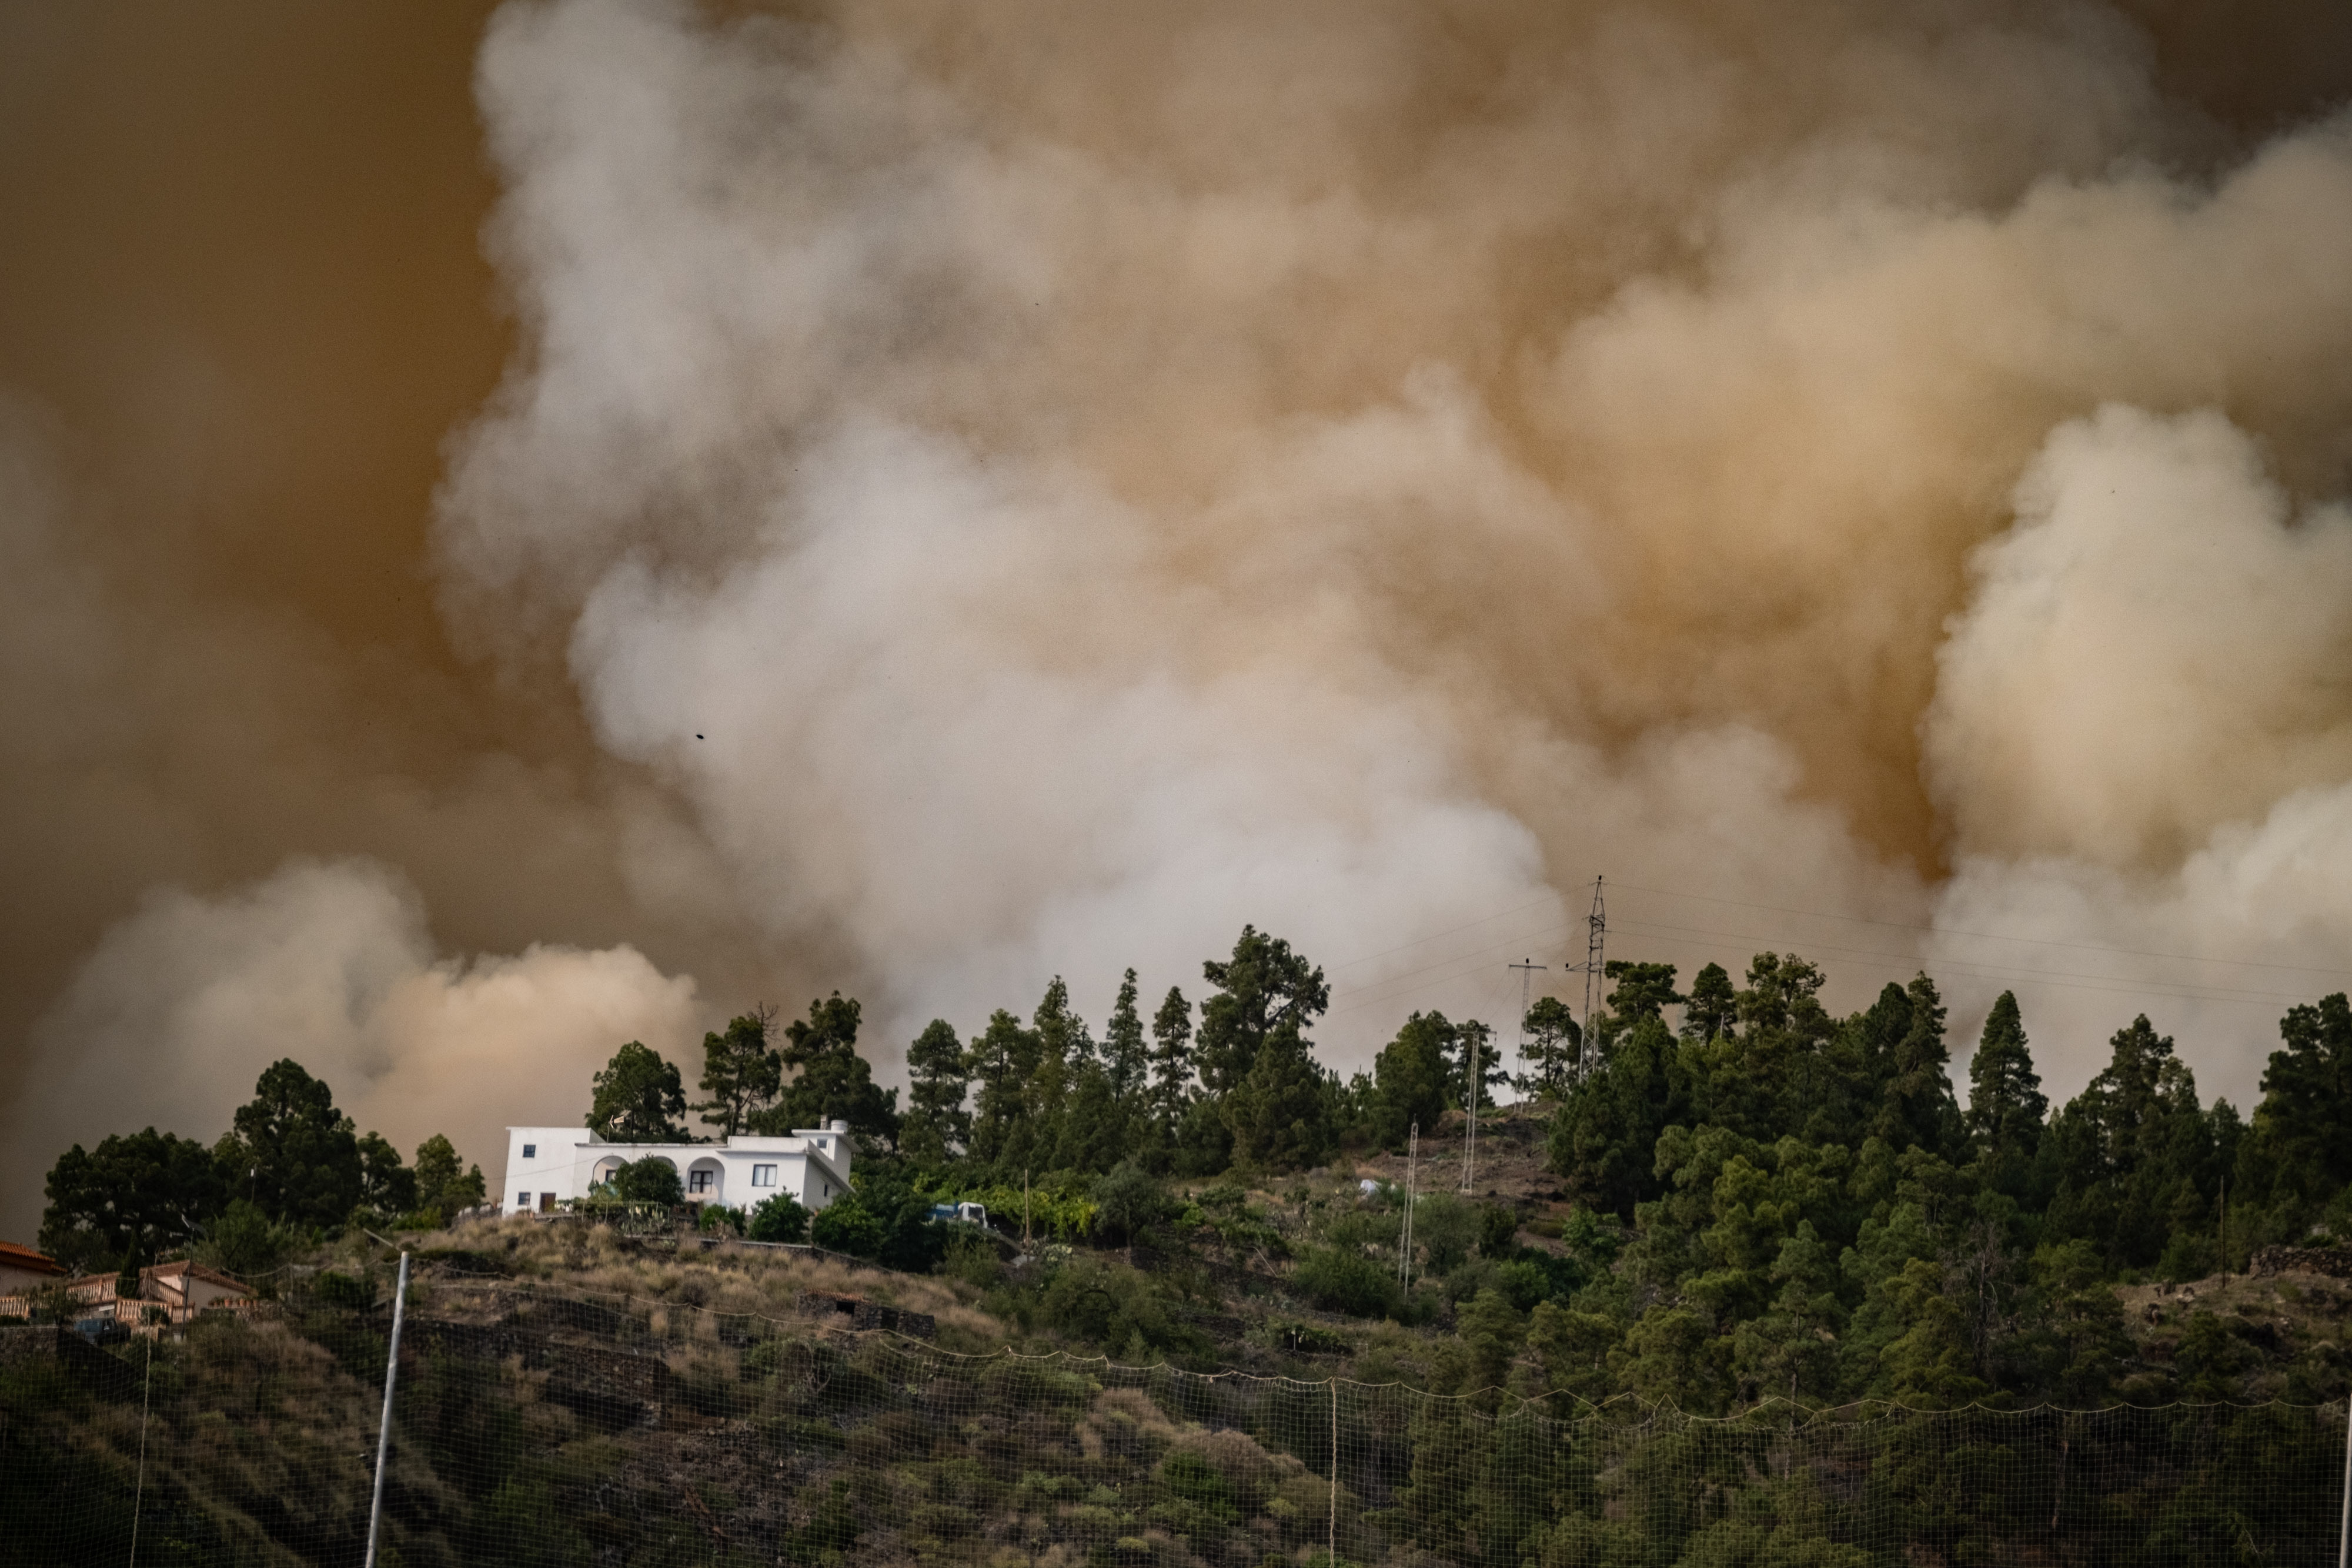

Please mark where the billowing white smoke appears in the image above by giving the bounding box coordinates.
[25,0,2352,1202]
[423,0,2352,1101]
[1924,407,2352,1096]
[436,0,1943,1070]
[10,859,699,1181]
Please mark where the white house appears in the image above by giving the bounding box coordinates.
[500,1121,854,1216]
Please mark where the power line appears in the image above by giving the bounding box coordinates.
[1608,880,2352,982]
[1605,913,2321,1008]
[1323,880,2344,1024]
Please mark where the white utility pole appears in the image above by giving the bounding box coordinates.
[1396,1123,1419,1293]
[363,1251,410,1568]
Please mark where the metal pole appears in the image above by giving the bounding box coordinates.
[1397,1123,1418,1293]
[1461,1024,1479,1194]
[2338,1390,2350,1568]
[129,1331,153,1566]
[1328,1376,1339,1567]
[363,1251,409,1568]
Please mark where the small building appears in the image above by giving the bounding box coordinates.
[499,1121,854,1218]
[0,1241,64,1296]
[141,1261,259,1316]
[5,1261,258,1329]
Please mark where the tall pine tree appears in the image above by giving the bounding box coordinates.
[900,1019,970,1166]
[1965,991,2046,1195]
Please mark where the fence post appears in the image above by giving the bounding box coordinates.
[1328,1377,1339,1567]
[363,1251,410,1568]
[2338,1391,2350,1568]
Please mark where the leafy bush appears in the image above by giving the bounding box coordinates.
[748,1193,810,1243]
[1412,1192,1476,1274]
[810,1201,888,1256]
[1494,1257,1555,1312]
[809,1169,946,1271]
[610,1157,684,1206]
[195,1198,298,1281]
[1091,1164,1172,1245]
[1036,1256,1195,1355]
[1292,1245,1399,1319]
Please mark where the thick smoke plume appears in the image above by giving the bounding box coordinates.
[440,0,2352,1076]
[11,0,2352,1231]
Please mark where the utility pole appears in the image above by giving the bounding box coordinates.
[1397,1123,1419,1293]
[362,1251,410,1568]
[1508,958,1548,1095]
[1460,1021,1482,1193]
[1561,877,1608,1081]
[1465,958,1546,1193]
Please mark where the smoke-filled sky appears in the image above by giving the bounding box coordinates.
[8,0,2352,1239]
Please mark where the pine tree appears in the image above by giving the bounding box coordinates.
[2239,991,2352,1211]
[1448,1018,1505,1111]
[1963,991,2046,1169]
[1518,995,1582,1098]
[1200,926,1331,1169]
[1875,972,1965,1158]
[692,1009,782,1136]
[1197,926,1328,1096]
[1682,961,1737,1041]
[1030,977,1091,1164]
[965,1008,1037,1169]
[1150,985,1194,1129]
[1603,961,1682,1021]
[900,1019,970,1166]
[756,993,901,1145]
[1104,969,1150,1105]
[1227,1031,1333,1170]
[1374,1011,1456,1148]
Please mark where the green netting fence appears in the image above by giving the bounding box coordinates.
[5,1271,2348,1566]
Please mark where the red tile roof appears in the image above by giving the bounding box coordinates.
[143,1260,256,1298]
[0,1241,62,1277]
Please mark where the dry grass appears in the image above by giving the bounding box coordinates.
[379,1216,1009,1354]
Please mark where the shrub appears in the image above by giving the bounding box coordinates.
[1413,1192,1476,1274]
[1091,1164,1172,1245]
[196,1199,296,1281]
[748,1193,809,1243]
[810,1201,888,1257]
[611,1158,683,1207]
[1292,1245,1399,1319]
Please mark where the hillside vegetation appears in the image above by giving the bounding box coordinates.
[22,926,2352,1562]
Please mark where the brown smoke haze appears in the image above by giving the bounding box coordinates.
[8,0,2352,1237]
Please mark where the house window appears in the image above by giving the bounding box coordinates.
[751,1165,777,1188]
[517,1191,530,1209]
[823,1182,831,1197]
[522,1144,536,1158]
[689,1169,714,1194]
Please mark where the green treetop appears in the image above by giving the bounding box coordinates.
[231,1059,363,1228]
[693,1008,782,1136]
[1517,995,1581,1099]
[1964,991,2046,1166]
[900,1018,971,1166]
[40,1127,225,1275]
[759,992,900,1144]
[588,1040,690,1143]
[411,1133,486,1223]
[1196,925,1329,1097]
